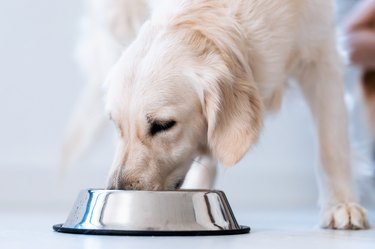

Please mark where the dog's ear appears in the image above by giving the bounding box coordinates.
[204,74,263,167]
[171,11,263,167]
[188,28,263,167]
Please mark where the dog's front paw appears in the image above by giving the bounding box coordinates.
[320,202,369,230]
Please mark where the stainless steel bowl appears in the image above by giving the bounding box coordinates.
[53,189,250,236]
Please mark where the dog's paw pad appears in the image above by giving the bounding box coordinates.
[320,202,369,230]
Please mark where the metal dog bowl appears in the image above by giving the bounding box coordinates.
[53,189,250,236]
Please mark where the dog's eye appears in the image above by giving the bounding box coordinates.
[149,120,176,136]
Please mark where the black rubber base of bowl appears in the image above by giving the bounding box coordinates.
[53,224,250,236]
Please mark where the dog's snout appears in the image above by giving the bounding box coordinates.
[109,177,142,190]
[107,165,144,190]
[121,179,142,190]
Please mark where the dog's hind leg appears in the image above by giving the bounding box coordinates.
[295,44,369,229]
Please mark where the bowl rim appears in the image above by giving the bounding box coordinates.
[82,188,225,193]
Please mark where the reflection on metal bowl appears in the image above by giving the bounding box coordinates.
[53,189,250,236]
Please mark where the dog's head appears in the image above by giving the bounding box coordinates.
[105,16,263,190]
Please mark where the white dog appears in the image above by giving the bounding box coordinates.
[63,0,369,229]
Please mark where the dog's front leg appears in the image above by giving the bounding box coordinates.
[296,49,369,229]
[181,154,217,189]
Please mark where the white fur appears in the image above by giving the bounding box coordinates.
[65,0,369,229]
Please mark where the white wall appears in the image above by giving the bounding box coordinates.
[0,0,372,212]
[0,0,83,166]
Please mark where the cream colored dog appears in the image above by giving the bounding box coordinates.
[65,0,369,229]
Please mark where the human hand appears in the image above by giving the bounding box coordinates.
[345,0,375,70]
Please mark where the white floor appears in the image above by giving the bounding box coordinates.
[1,209,374,249]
